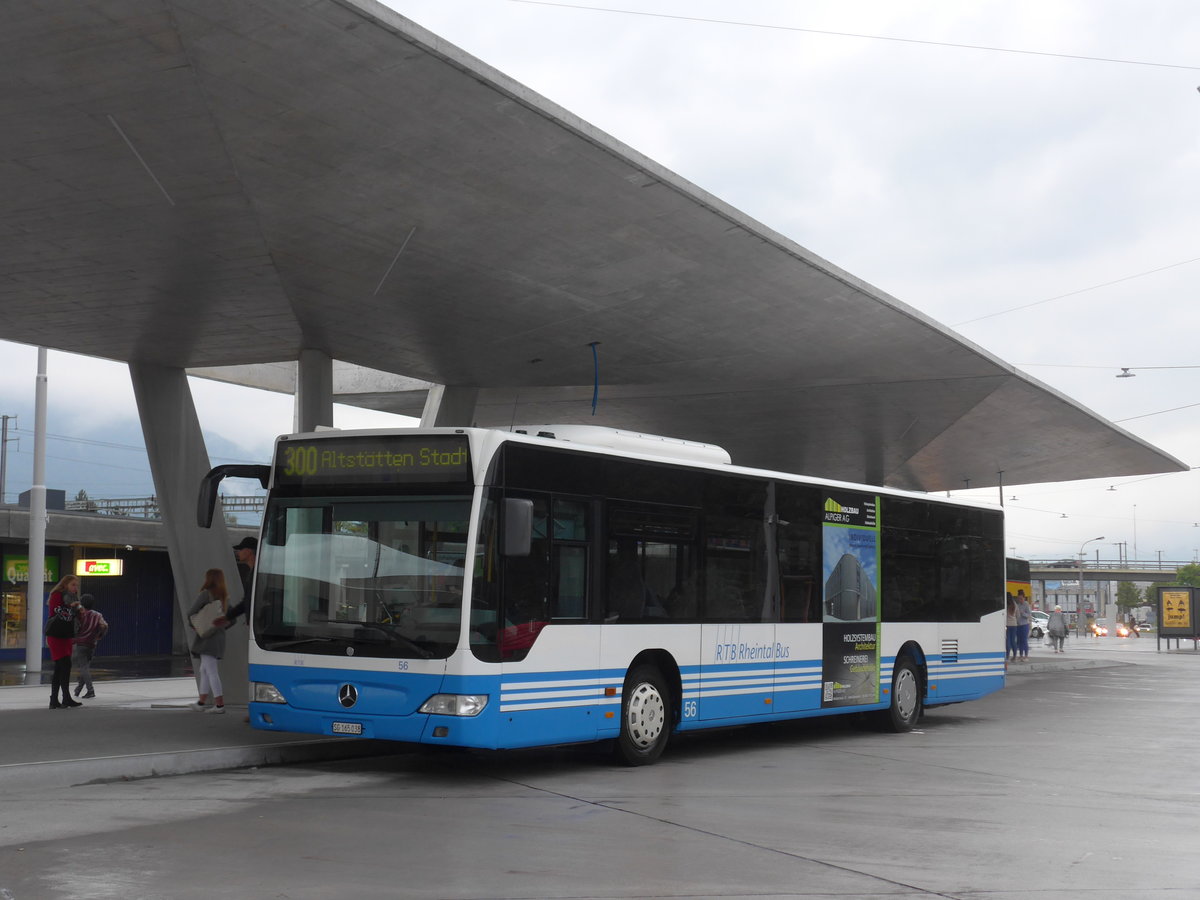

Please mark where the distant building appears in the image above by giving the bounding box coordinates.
[1,500,255,662]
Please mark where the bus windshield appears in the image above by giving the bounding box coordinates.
[253,495,471,659]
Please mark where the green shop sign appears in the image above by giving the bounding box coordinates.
[3,556,60,585]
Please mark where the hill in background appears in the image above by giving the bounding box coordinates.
[0,402,271,506]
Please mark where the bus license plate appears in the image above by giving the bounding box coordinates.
[331,722,362,735]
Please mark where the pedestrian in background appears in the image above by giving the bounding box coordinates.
[226,536,257,627]
[72,594,109,699]
[46,575,82,709]
[226,537,258,726]
[1015,589,1033,662]
[1047,605,1069,653]
[1005,594,1019,666]
[188,568,229,714]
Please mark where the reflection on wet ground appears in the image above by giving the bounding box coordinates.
[0,655,194,687]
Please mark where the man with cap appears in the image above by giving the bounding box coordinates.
[225,536,257,627]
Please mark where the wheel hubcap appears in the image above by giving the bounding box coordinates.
[626,682,665,748]
[894,668,918,722]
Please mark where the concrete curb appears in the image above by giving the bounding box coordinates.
[0,737,398,792]
[1006,657,1129,675]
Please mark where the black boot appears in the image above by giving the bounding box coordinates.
[62,696,82,708]
[49,697,61,709]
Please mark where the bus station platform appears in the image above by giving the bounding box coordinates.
[0,640,1164,791]
[0,669,396,792]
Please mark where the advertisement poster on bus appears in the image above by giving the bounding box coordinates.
[820,492,880,708]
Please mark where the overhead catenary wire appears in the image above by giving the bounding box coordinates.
[7,426,261,466]
[508,1,1200,71]
[954,256,1200,326]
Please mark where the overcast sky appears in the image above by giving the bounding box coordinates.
[1,0,1198,564]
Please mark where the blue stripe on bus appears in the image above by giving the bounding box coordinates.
[251,653,1006,748]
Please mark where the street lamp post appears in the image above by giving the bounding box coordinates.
[1077,536,1105,640]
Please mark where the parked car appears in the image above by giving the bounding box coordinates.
[1030,610,1050,639]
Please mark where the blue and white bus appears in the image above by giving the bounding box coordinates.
[199,425,1006,764]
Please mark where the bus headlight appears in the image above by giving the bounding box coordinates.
[252,682,287,704]
[419,694,488,717]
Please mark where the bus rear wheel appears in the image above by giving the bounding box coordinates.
[615,665,671,766]
[878,656,922,732]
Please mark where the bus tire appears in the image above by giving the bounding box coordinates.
[615,664,671,766]
[878,656,922,732]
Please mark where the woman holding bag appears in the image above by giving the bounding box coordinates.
[46,575,83,709]
[188,568,229,713]
[1047,604,1069,653]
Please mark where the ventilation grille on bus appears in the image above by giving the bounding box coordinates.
[941,640,959,664]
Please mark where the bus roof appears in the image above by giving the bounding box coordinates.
[276,426,1000,511]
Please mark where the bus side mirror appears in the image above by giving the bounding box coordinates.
[503,498,534,557]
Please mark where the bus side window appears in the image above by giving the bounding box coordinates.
[470,498,501,661]
[701,475,770,623]
[553,545,587,618]
[607,538,651,620]
[778,538,815,623]
[500,495,550,659]
[550,498,589,619]
[605,504,698,622]
[774,482,821,623]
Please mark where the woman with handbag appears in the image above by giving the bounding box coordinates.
[46,575,83,709]
[188,568,229,714]
[1047,604,1069,653]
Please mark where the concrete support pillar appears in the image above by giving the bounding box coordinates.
[295,348,333,433]
[420,384,478,427]
[129,363,247,705]
[23,349,48,677]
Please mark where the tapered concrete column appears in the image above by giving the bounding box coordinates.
[295,348,333,433]
[23,349,48,677]
[130,363,246,705]
[420,384,478,427]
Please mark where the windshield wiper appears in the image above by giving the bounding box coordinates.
[355,622,434,658]
[263,628,434,659]
[263,637,335,651]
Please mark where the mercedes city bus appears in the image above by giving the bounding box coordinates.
[199,425,1006,764]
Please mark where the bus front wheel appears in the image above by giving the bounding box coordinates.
[878,657,922,732]
[615,665,671,765]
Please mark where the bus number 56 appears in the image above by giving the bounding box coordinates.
[683,700,698,719]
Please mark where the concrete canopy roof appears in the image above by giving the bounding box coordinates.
[0,0,1185,491]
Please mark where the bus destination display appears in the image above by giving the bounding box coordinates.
[274,435,472,486]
